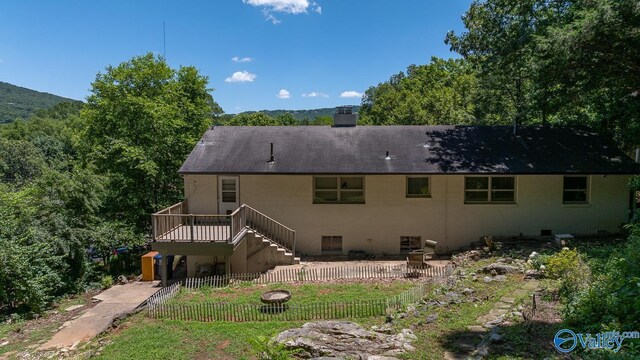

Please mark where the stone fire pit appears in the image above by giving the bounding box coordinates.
[260,290,292,305]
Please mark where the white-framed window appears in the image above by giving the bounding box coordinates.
[314,176,364,204]
[220,179,237,202]
[464,176,516,203]
[321,236,343,253]
[406,176,430,197]
[400,236,422,252]
[563,176,589,204]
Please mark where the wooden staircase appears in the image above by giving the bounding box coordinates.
[243,231,299,273]
[232,204,299,272]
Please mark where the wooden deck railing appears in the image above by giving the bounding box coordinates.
[237,204,296,255]
[152,202,296,254]
[153,201,233,242]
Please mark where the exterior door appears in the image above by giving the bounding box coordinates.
[218,176,239,215]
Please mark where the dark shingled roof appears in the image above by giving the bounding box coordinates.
[179,125,639,175]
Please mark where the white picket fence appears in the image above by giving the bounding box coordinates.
[183,264,453,290]
[147,282,181,308]
[148,280,433,322]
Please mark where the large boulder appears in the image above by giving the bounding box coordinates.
[273,321,416,359]
[478,263,521,275]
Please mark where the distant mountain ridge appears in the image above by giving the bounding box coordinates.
[0,81,81,123]
[237,106,361,121]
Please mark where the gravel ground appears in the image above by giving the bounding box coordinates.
[273,259,451,271]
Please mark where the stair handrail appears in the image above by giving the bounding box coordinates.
[230,204,296,255]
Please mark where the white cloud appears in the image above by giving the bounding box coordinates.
[244,0,309,14]
[232,56,253,63]
[276,89,291,99]
[225,71,257,83]
[243,0,322,24]
[264,11,282,24]
[302,91,328,98]
[340,90,363,98]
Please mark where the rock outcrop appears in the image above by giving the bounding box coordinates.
[273,321,416,360]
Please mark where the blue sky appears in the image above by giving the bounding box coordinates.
[0,1,471,113]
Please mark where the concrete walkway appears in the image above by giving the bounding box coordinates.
[40,281,160,350]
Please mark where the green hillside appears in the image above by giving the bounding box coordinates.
[238,106,361,121]
[0,81,81,123]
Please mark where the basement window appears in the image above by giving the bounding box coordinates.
[400,236,422,253]
[465,176,516,203]
[563,176,589,204]
[406,176,430,197]
[321,236,343,253]
[314,176,364,204]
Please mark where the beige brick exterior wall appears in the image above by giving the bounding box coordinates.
[183,174,631,255]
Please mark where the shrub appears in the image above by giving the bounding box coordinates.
[546,249,581,278]
[545,248,591,301]
[100,275,114,289]
[562,227,640,336]
[527,252,551,270]
[250,335,301,360]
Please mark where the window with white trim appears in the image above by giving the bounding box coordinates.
[563,176,589,204]
[400,236,422,253]
[321,236,343,253]
[464,176,516,203]
[314,176,364,203]
[406,176,430,197]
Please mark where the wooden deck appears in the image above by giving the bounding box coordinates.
[155,225,231,242]
[152,202,296,254]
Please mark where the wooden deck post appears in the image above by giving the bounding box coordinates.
[161,252,169,287]
[224,256,231,275]
[189,214,195,241]
[292,230,296,257]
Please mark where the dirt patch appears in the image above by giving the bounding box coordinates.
[1,290,99,349]
[216,339,230,350]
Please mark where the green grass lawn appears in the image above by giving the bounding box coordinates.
[94,315,303,360]
[95,259,536,360]
[2,257,559,360]
[173,281,417,305]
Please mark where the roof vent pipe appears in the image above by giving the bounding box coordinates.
[269,143,275,163]
[385,151,391,160]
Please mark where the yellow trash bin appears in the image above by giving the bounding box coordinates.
[141,251,158,281]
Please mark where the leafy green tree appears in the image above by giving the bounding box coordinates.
[0,168,104,312]
[309,115,333,126]
[536,0,640,149]
[80,53,215,227]
[275,113,299,126]
[0,138,47,184]
[225,112,299,126]
[445,0,555,126]
[446,0,640,148]
[360,57,479,125]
